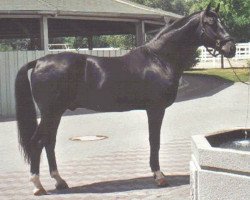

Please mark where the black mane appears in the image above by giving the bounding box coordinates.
[152,11,201,41]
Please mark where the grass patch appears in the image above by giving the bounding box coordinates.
[185,68,250,82]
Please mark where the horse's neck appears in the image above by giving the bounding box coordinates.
[146,15,200,70]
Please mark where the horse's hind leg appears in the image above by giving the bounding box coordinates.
[30,116,49,195]
[45,115,69,190]
[30,147,45,196]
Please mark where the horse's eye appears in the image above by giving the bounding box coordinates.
[209,17,215,25]
[204,17,215,25]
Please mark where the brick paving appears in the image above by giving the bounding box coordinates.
[0,138,190,200]
[1,77,246,199]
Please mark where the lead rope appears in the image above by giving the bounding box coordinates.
[227,58,250,136]
[245,80,250,138]
[243,60,250,137]
[226,58,250,85]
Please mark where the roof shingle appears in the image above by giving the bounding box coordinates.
[0,0,182,19]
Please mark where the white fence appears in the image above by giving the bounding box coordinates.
[194,42,250,69]
[0,49,129,117]
[0,43,249,117]
[198,42,250,67]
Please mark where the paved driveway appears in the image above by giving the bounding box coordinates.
[0,74,248,199]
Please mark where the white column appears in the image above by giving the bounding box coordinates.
[40,16,49,52]
[135,21,145,47]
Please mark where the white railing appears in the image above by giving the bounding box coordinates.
[198,42,250,62]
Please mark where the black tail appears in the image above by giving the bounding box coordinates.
[15,60,37,163]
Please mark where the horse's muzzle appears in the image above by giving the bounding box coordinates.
[221,41,236,58]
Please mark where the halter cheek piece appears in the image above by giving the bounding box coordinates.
[200,27,220,57]
[199,12,232,57]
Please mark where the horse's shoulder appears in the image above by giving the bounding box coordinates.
[144,59,180,90]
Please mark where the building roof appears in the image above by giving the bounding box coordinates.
[0,0,182,20]
[0,0,183,39]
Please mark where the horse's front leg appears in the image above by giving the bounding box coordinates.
[147,107,168,187]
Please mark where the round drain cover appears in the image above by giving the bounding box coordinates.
[69,135,108,141]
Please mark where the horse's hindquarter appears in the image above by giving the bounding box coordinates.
[31,53,86,112]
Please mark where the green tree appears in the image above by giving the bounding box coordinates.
[73,37,87,49]
[104,35,135,49]
[188,0,250,42]
[131,0,189,15]
[0,43,13,51]
[0,39,29,51]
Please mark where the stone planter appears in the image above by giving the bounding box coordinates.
[190,129,250,200]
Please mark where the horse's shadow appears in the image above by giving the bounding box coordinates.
[48,175,189,195]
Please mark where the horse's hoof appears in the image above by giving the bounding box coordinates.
[155,177,169,187]
[153,171,169,187]
[55,180,69,190]
[33,187,47,196]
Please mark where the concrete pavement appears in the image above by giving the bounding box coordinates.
[0,74,249,199]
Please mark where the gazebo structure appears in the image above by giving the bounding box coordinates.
[0,0,182,50]
[0,0,182,117]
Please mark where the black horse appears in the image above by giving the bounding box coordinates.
[15,4,235,195]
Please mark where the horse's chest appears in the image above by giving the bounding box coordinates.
[143,67,179,106]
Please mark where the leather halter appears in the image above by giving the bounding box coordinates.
[198,12,232,57]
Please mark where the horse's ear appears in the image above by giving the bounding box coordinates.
[215,3,220,13]
[205,3,212,14]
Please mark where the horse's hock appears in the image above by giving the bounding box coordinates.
[190,129,250,200]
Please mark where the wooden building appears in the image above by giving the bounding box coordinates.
[0,0,182,117]
[0,0,181,50]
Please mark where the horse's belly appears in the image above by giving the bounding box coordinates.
[71,88,147,112]
[70,76,179,112]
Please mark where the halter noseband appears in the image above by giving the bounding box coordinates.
[199,12,232,57]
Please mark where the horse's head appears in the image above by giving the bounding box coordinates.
[199,3,236,58]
